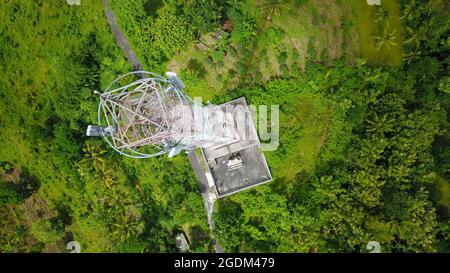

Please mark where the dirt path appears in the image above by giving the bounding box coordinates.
[103,0,143,72]
[187,151,224,253]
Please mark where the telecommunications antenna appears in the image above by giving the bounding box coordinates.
[87,71,240,158]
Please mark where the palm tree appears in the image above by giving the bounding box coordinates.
[94,161,116,189]
[373,25,398,51]
[403,26,422,64]
[400,0,416,21]
[404,27,420,48]
[82,142,106,169]
[259,0,289,19]
[373,6,390,23]
[366,112,394,135]
[77,142,107,177]
[109,209,142,241]
[403,48,422,64]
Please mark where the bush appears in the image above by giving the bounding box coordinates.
[320,48,329,63]
[236,62,247,74]
[204,56,214,65]
[261,27,285,46]
[0,180,22,206]
[292,50,300,61]
[182,0,224,34]
[438,76,450,94]
[277,51,288,64]
[254,71,263,82]
[211,50,225,63]
[308,36,317,61]
[227,46,238,58]
[150,8,195,58]
[143,0,163,16]
[280,64,290,76]
[187,59,207,78]
[228,69,238,78]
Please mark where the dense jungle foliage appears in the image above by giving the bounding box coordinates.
[0,0,449,252]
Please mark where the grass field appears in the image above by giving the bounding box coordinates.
[353,0,404,66]
[279,93,330,179]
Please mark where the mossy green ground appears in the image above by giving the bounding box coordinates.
[353,0,404,66]
[278,93,331,179]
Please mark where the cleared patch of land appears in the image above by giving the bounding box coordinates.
[353,0,403,66]
[169,0,358,99]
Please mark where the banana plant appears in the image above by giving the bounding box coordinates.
[366,112,395,135]
[404,26,420,48]
[373,25,398,51]
[403,26,422,64]
[373,6,390,23]
[259,0,289,18]
[403,48,422,64]
[401,0,416,21]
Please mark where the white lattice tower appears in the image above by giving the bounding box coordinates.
[88,71,241,158]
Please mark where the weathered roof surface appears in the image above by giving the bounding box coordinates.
[209,145,272,197]
[200,97,272,198]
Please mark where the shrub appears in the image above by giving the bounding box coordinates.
[182,0,224,34]
[254,71,263,82]
[150,8,195,58]
[236,62,247,74]
[292,50,300,61]
[308,36,317,61]
[187,59,207,78]
[280,64,290,76]
[227,46,238,58]
[261,27,285,46]
[438,76,450,94]
[277,51,288,64]
[211,50,225,63]
[228,69,237,78]
[320,48,329,63]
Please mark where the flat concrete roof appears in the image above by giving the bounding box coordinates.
[207,145,271,197]
[200,97,272,198]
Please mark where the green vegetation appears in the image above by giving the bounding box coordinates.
[1,0,449,253]
[354,0,404,66]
